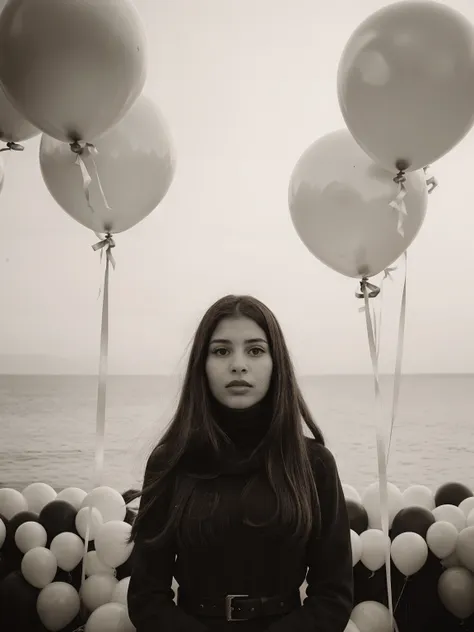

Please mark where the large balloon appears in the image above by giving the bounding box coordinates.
[438,567,474,620]
[288,129,427,279]
[40,94,175,234]
[337,1,474,172]
[0,0,147,143]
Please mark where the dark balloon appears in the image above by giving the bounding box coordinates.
[346,499,369,534]
[39,500,77,544]
[390,506,435,540]
[0,570,41,630]
[435,482,473,507]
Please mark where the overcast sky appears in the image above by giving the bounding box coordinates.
[1,0,473,376]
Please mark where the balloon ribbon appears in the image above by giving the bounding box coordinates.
[356,251,408,631]
[389,171,407,238]
[79,234,116,602]
[70,141,112,216]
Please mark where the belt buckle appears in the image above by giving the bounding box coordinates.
[225,594,249,622]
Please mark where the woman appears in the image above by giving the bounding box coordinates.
[127,295,353,631]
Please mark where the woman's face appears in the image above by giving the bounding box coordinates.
[205,316,273,409]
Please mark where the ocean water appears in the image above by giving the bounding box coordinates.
[0,374,473,495]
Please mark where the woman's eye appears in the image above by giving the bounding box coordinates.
[212,348,228,356]
[248,347,264,356]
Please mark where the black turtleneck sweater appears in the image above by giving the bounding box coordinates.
[128,399,353,631]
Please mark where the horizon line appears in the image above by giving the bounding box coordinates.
[0,372,472,378]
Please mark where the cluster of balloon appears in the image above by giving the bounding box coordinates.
[342,480,474,631]
[0,0,176,235]
[0,483,138,631]
[289,0,474,281]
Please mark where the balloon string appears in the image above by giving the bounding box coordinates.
[394,577,408,613]
[79,234,115,602]
[387,251,407,463]
[0,141,24,152]
[70,141,112,216]
[360,279,395,631]
[389,170,408,238]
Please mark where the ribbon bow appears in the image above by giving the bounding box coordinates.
[92,233,116,270]
[355,277,381,299]
[70,140,112,214]
[0,141,24,152]
[389,170,408,238]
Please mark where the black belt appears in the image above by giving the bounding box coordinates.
[178,589,301,622]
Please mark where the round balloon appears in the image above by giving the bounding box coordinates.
[40,94,175,234]
[289,129,428,279]
[426,521,459,559]
[351,600,393,632]
[37,581,80,632]
[438,567,474,620]
[390,506,435,540]
[435,482,473,508]
[0,0,147,143]
[338,1,474,172]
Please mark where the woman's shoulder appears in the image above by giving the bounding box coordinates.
[304,437,339,478]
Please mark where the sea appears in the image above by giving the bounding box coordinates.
[1,374,473,496]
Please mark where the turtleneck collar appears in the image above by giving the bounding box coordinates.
[179,394,273,478]
[210,394,272,452]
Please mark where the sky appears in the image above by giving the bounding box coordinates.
[1,0,474,376]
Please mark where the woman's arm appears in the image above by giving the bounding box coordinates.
[266,443,354,632]
[127,455,209,632]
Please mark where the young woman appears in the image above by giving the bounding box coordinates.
[127,295,353,631]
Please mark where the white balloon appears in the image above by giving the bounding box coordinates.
[21,547,57,589]
[344,621,360,632]
[50,532,84,572]
[0,488,28,519]
[81,487,126,523]
[426,521,459,559]
[351,601,393,632]
[84,551,116,577]
[95,521,134,569]
[22,483,57,514]
[56,487,87,511]
[80,573,118,612]
[402,485,435,510]
[15,521,47,553]
[111,577,130,606]
[391,532,428,576]
[459,497,474,517]
[37,582,81,632]
[343,485,361,503]
[362,482,403,530]
[467,508,474,528]
[360,529,390,572]
[433,504,466,532]
[85,602,135,632]
[75,506,104,540]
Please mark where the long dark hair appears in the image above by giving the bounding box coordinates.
[130,295,325,548]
